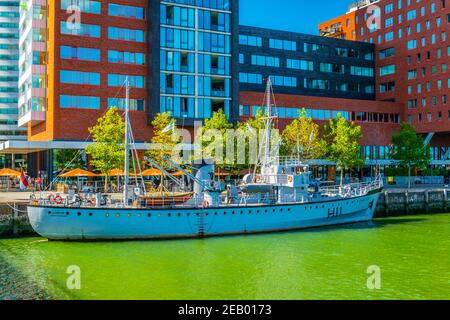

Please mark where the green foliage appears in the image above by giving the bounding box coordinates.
[323,114,364,185]
[147,112,181,169]
[85,108,125,177]
[281,108,326,160]
[54,149,86,174]
[389,123,430,187]
[194,109,234,169]
[389,123,430,169]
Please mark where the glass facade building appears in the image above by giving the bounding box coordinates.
[149,0,239,123]
[0,0,26,140]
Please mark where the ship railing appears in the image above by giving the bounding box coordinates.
[320,177,383,198]
[252,174,289,185]
[268,156,304,167]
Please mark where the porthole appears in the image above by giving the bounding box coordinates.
[205,213,209,216]
[223,212,227,215]
[115,213,120,217]
[240,211,244,214]
[168,213,171,217]
[280,209,283,212]
[78,212,82,216]
[248,210,252,214]
[215,212,218,216]
[196,213,199,216]
[137,213,141,217]
[288,208,291,212]
[105,213,109,218]
[257,210,260,213]
[66,212,70,216]
[147,213,151,217]
[265,209,268,213]
[158,214,161,217]
[48,211,51,215]
[178,213,181,217]
[273,209,276,212]
[89,212,93,217]
[232,211,235,215]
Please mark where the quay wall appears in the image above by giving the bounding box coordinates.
[0,189,449,237]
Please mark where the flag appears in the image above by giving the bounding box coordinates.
[162,121,175,133]
[20,167,29,189]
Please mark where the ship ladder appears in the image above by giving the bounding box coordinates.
[196,212,206,238]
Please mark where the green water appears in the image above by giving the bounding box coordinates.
[1,214,450,300]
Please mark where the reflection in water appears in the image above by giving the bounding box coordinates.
[1,214,449,300]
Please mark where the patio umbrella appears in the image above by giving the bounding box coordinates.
[59,168,99,178]
[0,168,21,177]
[141,168,164,177]
[106,169,125,176]
[172,169,192,176]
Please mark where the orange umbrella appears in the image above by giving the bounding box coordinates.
[0,168,21,177]
[59,168,99,178]
[108,169,125,176]
[141,168,164,177]
[172,170,191,176]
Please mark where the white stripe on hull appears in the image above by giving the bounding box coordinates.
[27,192,381,240]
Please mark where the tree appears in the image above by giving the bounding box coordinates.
[147,112,180,169]
[281,108,326,160]
[194,109,234,169]
[389,122,430,188]
[323,114,364,186]
[85,108,125,191]
[54,149,86,174]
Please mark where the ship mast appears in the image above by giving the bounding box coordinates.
[123,77,130,206]
[263,78,273,169]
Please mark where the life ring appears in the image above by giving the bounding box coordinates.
[53,195,63,205]
[288,176,294,183]
[202,199,210,209]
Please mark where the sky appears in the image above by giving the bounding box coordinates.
[239,0,353,35]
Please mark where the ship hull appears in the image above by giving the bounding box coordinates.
[28,189,381,241]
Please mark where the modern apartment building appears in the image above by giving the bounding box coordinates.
[0,0,27,167]
[320,0,450,162]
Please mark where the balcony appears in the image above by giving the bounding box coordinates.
[18,108,46,127]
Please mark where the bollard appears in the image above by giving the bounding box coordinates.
[444,190,448,212]
[12,203,18,235]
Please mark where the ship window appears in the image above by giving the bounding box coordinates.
[168,213,171,217]
[78,212,82,216]
[147,213,151,217]
[48,211,51,214]
[280,209,283,212]
[187,213,190,216]
[248,210,252,214]
[257,210,260,213]
[115,213,120,217]
[240,211,244,214]
[215,212,218,215]
[137,213,141,217]
[288,208,291,212]
[265,209,268,213]
[223,212,227,215]
[178,213,181,217]
[89,212,93,216]
[205,213,209,216]
[158,214,161,217]
[273,209,276,212]
[105,213,109,217]
[66,212,70,215]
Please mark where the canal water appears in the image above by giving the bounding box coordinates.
[1,213,449,300]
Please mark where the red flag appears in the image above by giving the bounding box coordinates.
[20,167,29,188]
